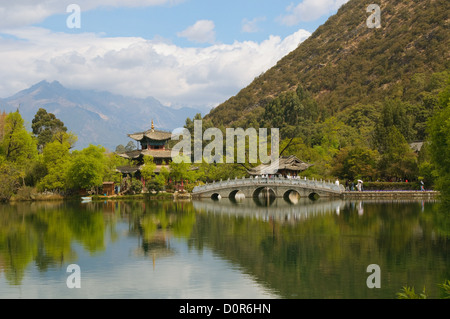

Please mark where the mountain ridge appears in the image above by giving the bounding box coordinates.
[1,80,204,150]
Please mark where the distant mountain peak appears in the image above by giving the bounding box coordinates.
[29,79,63,89]
[2,80,204,150]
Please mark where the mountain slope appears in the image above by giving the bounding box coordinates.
[205,0,449,128]
[1,81,203,150]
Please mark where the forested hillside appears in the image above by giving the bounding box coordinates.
[196,0,449,187]
[206,0,449,128]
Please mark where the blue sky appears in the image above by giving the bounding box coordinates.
[36,0,331,45]
[0,0,349,108]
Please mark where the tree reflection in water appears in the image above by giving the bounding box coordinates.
[0,199,448,299]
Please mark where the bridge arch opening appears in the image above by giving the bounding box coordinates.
[252,187,276,206]
[283,190,301,204]
[229,190,245,202]
[308,192,320,201]
[211,193,221,201]
[253,187,276,199]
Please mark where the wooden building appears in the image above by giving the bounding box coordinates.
[102,182,115,196]
[247,155,313,177]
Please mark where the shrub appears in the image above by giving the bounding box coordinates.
[145,180,162,194]
[129,180,143,194]
[13,186,36,201]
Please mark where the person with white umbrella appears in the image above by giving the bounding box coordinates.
[357,179,364,192]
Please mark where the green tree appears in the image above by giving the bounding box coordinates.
[374,99,416,153]
[427,85,450,199]
[129,179,143,194]
[24,155,48,187]
[332,146,379,181]
[1,111,37,165]
[140,156,156,187]
[37,140,71,192]
[66,145,106,191]
[0,157,21,201]
[169,155,200,186]
[31,108,67,151]
[52,130,77,149]
[378,127,418,180]
[1,111,38,186]
[154,166,170,189]
[103,151,127,183]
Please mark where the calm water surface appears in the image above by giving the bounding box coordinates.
[0,198,448,299]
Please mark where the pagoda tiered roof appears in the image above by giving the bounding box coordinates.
[128,129,173,142]
[118,149,173,160]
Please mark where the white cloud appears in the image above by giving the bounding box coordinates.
[241,17,266,33]
[0,0,184,29]
[279,0,349,25]
[177,20,216,44]
[0,27,311,108]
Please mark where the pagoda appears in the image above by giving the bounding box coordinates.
[118,120,173,173]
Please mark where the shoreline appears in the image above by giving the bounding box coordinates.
[7,190,440,203]
[7,191,188,203]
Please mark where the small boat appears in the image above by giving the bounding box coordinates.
[81,197,92,202]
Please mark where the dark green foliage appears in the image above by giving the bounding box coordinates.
[31,108,67,151]
[0,161,21,202]
[262,86,320,135]
[427,82,450,200]
[2,111,37,164]
[129,179,143,194]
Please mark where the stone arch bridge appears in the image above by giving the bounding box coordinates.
[192,177,345,200]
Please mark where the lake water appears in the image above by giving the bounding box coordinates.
[0,198,448,299]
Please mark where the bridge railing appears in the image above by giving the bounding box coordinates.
[192,176,344,193]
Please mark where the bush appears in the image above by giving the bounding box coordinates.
[13,186,36,201]
[129,180,143,194]
[145,180,162,194]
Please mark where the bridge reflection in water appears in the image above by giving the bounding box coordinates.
[192,197,347,224]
